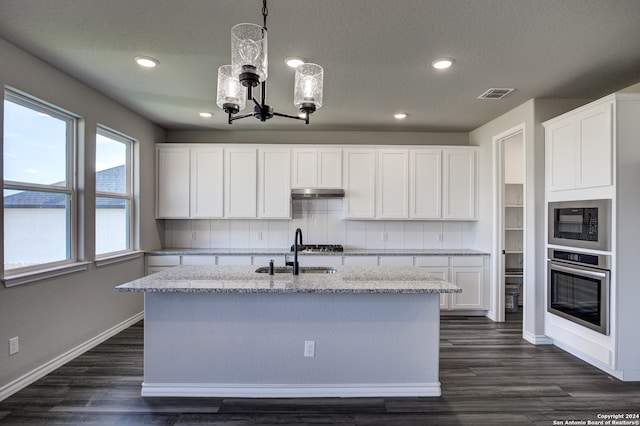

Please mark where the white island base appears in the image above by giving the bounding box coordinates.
[142,291,441,398]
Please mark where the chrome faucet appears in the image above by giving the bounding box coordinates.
[287,228,303,275]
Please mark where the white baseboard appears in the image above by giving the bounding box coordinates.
[141,382,442,398]
[523,331,554,345]
[0,312,144,402]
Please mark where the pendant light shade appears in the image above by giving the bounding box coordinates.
[216,65,247,114]
[294,63,323,114]
[231,23,268,87]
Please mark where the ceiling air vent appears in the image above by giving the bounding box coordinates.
[477,88,515,100]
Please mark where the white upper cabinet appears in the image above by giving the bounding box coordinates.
[291,148,342,188]
[545,99,613,192]
[443,149,477,220]
[157,144,477,221]
[343,148,376,219]
[376,149,409,219]
[224,147,257,218]
[409,149,442,219]
[157,145,223,219]
[190,146,223,218]
[577,102,613,189]
[258,147,291,218]
[157,146,190,218]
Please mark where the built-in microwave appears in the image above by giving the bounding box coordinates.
[548,199,611,251]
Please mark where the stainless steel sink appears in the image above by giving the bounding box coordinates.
[255,266,338,274]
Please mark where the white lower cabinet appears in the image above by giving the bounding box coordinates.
[450,256,486,310]
[146,254,487,313]
[416,255,486,312]
[146,255,180,275]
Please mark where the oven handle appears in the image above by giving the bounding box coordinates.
[549,261,608,279]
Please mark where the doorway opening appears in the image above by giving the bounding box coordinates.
[493,125,525,323]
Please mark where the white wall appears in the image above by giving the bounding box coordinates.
[165,130,468,146]
[0,39,164,398]
[468,98,592,341]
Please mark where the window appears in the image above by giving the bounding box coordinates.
[3,90,77,272]
[95,127,133,256]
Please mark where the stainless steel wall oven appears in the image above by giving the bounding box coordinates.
[547,248,610,335]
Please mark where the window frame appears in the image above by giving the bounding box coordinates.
[3,89,79,278]
[94,125,135,258]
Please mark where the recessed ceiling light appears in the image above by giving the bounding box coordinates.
[199,112,213,118]
[285,57,306,68]
[431,58,454,70]
[394,113,408,119]
[135,56,159,68]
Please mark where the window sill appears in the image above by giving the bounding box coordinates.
[3,262,91,288]
[95,251,143,268]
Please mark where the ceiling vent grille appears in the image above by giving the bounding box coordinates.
[477,88,515,100]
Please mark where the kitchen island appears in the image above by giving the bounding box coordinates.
[116,265,460,398]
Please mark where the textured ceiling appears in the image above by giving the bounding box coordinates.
[1,0,640,132]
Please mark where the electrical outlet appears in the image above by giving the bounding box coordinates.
[381,232,388,241]
[9,336,19,356]
[256,231,263,241]
[190,232,197,240]
[304,340,315,357]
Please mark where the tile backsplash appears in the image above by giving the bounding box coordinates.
[163,199,475,250]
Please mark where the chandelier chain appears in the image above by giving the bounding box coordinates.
[262,0,268,30]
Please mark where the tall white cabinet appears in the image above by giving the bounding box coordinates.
[543,93,640,382]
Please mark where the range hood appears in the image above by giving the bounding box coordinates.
[291,188,345,199]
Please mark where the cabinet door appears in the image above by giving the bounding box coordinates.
[343,149,376,218]
[291,148,317,188]
[157,146,190,218]
[190,146,223,218]
[258,148,291,218]
[577,102,613,189]
[317,149,342,188]
[409,149,441,219]
[443,149,477,220]
[450,267,485,310]
[224,147,257,218]
[425,268,450,310]
[377,149,409,219]
[291,148,342,188]
[546,118,576,191]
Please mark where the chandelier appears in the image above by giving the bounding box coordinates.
[216,0,324,125]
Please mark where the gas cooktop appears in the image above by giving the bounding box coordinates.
[289,244,344,253]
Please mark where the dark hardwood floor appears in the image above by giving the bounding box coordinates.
[1,310,639,425]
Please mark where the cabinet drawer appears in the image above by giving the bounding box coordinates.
[181,255,216,265]
[343,256,378,266]
[451,256,484,267]
[378,256,413,266]
[415,256,449,267]
[147,255,180,266]
[217,256,252,265]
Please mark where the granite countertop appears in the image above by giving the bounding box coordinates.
[115,265,462,294]
[147,248,489,256]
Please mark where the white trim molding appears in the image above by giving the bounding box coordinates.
[0,312,143,402]
[141,382,442,398]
